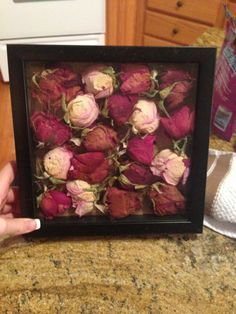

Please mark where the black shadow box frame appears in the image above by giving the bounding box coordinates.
[7,44,216,236]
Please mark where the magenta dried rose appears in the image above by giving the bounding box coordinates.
[120,163,157,187]
[66,94,99,128]
[83,125,118,152]
[40,190,72,219]
[159,69,193,111]
[107,93,138,125]
[120,64,152,94]
[161,106,195,140]
[32,67,81,107]
[44,147,73,180]
[150,149,186,186]
[127,135,156,165]
[31,112,71,145]
[106,187,140,219]
[130,99,160,134]
[149,185,185,216]
[82,64,114,99]
[68,152,109,184]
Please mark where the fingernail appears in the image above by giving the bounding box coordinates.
[34,219,41,230]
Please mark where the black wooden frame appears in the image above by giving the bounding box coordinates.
[7,44,216,236]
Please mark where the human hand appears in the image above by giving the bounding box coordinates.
[0,162,40,237]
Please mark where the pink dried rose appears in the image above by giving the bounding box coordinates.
[40,190,72,219]
[83,125,118,152]
[161,106,195,140]
[32,67,81,107]
[106,187,140,219]
[159,69,193,111]
[130,99,160,134]
[82,64,114,99]
[31,112,71,145]
[66,180,96,217]
[127,135,156,165]
[44,147,73,180]
[66,94,99,128]
[149,185,185,216]
[150,149,186,186]
[120,64,152,94]
[107,93,138,125]
[68,152,109,184]
[120,163,157,187]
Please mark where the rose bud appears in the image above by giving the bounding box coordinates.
[32,67,82,107]
[67,94,99,128]
[161,106,195,140]
[130,99,160,134]
[82,64,114,99]
[160,68,192,89]
[40,190,72,219]
[150,149,186,186]
[83,125,118,152]
[44,147,73,180]
[66,180,96,217]
[120,64,152,94]
[68,152,109,184]
[127,135,156,165]
[120,163,157,187]
[106,187,140,219]
[149,185,185,216]
[159,68,193,111]
[107,93,138,125]
[31,112,71,145]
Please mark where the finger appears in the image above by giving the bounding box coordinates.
[0,212,14,219]
[0,204,13,214]
[6,187,19,204]
[0,218,41,237]
[0,162,17,208]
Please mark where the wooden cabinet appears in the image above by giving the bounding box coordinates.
[106,0,235,46]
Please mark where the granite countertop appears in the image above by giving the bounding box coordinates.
[1,28,236,314]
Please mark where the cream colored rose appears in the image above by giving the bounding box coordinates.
[67,94,99,128]
[44,147,72,180]
[130,99,160,134]
[82,65,114,99]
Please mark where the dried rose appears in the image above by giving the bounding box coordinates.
[159,69,193,111]
[31,112,71,145]
[127,135,156,165]
[161,105,195,140]
[66,94,99,128]
[106,187,140,218]
[120,64,152,94]
[107,93,138,125]
[82,64,114,99]
[44,147,73,180]
[66,180,96,217]
[130,99,160,134]
[150,149,186,186]
[149,185,185,216]
[120,163,157,187]
[32,67,81,107]
[83,125,118,152]
[68,152,109,184]
[160,68,192,89]
[40,190,72,219]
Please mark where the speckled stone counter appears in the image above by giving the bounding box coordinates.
[0,229,236,314]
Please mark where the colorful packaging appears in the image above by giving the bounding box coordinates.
[212,6,236,141]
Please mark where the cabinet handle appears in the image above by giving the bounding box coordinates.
[176,0,183,8]
[172,28,179,35]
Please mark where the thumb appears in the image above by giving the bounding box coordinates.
[0,218,41,237]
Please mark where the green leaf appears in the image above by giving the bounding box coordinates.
[94,203,106,214]
[64,113,70,124]
[159,82,177,100]
[32,73,40,89]
[36,193,44,208]
[61,94,67,112]
[49,177,65,185]
[157,100,170,118]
